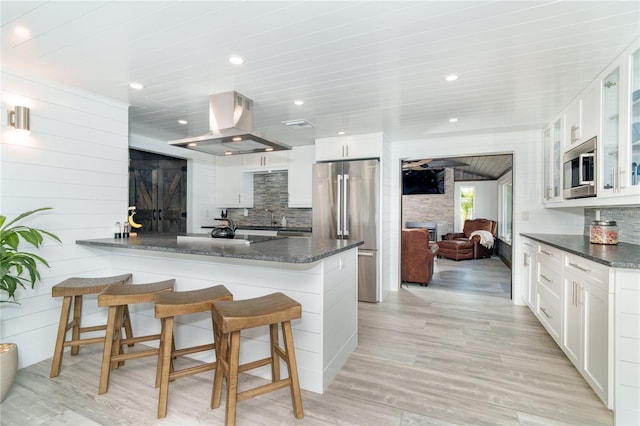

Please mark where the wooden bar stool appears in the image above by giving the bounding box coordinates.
[50,273,133,378]
[97,279,175,395]
[211,292,304,426]
[153,285,233,418]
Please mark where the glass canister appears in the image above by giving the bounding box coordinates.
[590,220,618,245]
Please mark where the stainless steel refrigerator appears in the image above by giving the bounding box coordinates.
[312,159,380,302]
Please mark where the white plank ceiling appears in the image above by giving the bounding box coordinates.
[2,1,639,148]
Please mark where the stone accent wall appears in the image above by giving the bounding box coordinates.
[224,171,312,228]
[584,206,640,245]
[401,168,455,240]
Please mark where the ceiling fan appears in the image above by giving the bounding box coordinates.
[402,158,469,170]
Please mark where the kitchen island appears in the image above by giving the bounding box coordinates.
[76,234,363,393]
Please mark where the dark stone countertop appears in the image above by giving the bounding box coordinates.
[201,225,312,233]
[521,233,640,269]
[76,234,361,264]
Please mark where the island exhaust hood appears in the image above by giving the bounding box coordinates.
[168,91,290,155]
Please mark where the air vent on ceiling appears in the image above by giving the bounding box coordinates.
[282,119,314,129]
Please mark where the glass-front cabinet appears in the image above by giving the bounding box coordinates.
[629,48,640,190]
[601,67,620,192]
[543,116,562,203]
[599,45,640,198]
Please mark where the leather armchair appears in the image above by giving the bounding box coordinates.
[441,218,497,260]
[401,228,435,286]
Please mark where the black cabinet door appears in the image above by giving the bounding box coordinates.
[129,150,187,233]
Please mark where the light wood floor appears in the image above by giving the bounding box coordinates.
[0,258,612,425]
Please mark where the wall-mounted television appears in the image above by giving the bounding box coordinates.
[402,168,445,195]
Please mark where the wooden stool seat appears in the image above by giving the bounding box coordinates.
[50,273,133,378]
[153,285,233,418]
[97,279,175,395]
[211,292,304,426]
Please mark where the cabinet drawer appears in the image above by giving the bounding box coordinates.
[537,285,561,342]
[564,253,609,287]
[537,260,562,298]
[537,243,562,265]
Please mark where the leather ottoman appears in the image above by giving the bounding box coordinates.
[436,239,474,261]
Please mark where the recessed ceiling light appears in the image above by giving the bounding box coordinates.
[265,147,274,152]
[15,26,30,38]
[225,151,233,155]
[449,118,459,123]
[188,142,197,147]
[229,56,244,65]
[294,100,304,106]
[178,119,188,125]
[129,82,144,90]
[337,131,345,135]
[232,136,242,142]
[445,75,459,82]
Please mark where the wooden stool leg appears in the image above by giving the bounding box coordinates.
[211,326,227,410]
[111,305,124,369]
[98,305,119,395]
[269,323,280,382]
[282,321,304,419]
[157,317,174,418]
[225,331,241,426]
[50,296,73,378]
[70,295,83,355]
[122,305,135,347]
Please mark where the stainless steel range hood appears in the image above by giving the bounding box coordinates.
[168,91,290,155]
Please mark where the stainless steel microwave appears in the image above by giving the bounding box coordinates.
[563,136,597,199]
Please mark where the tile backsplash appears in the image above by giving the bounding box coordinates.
[222,171,312,228]
[584,207,640,245]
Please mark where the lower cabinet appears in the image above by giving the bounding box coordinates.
[524,240,613,409]
[562,254,611,407]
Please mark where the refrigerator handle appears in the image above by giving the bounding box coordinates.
[337,174,343,236]
[343,174,350,236]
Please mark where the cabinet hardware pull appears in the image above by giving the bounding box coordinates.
[153,209,156,220]
[568,262,590,273]
[524,253,529,267]
[540,274,552,283]
[346,144,349,157]
[541,249,553,256]
[158,209,162,220]
[342,145,345,158]
[524,242,533,248]
[358,252,374,257]
[540,307,551,319]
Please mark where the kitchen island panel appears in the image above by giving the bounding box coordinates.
[84,243,357,394]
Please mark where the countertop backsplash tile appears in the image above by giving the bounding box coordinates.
[584,207,640,245]
[222,171,312,228]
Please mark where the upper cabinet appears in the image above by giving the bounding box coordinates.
[599,44,640,198]
[243,150,290,172]
[543,116,562,203]
[288,145,315,208]
[565,82,599,146]
[315,132,383,162]
[215,155,253,208]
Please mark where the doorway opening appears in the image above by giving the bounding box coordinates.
[129,149,187,233]
[400,154,513,299]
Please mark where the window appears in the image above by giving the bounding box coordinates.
[459,186,475,225]
[498,171,513,243]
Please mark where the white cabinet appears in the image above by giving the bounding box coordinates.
[543,117,562,202]
[521,237,536,309]
[562,253,611,407]
[243,150,290,172]
[215,155,253,207]
[565,82,599,146]
[288,145,315,208]
[315,132,383,161]
[535,243,563,344]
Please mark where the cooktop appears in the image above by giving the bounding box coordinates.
[177,234,287,246]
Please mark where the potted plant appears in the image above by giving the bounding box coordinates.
[0,207,61,402]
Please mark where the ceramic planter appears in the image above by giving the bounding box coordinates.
[0,343,18,402]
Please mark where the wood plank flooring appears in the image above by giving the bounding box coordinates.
[0,257,612,425]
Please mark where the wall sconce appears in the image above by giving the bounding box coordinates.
[7,106,30,134]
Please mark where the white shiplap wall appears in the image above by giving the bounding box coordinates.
[389,130,585,305]
[1,69,130,367]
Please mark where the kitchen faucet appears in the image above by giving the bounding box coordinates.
[265,208,276,226]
